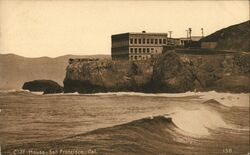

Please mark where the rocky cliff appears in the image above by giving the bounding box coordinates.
[64,52,249,93]
[152,52,249,93]
[64,59,154,93]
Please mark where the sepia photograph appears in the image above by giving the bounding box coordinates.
[0,0,249,155]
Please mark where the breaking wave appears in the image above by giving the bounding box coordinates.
[168,107,228,136]
[77,103,232,139]
[90,91,249,107]
[108,109,229,137]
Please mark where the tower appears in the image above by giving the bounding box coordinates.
[186,29,189,39]
[188,28,192,40]
[201,28,204,38]
[168,31,172,38]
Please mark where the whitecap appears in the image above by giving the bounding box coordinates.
[169,106,229,136]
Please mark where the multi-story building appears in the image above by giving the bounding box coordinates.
[111,31,169,61]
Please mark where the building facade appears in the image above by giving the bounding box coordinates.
[111,32,169,61]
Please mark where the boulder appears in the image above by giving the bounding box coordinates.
[22,80,63,94]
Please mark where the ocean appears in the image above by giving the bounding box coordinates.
[0,91,249,155]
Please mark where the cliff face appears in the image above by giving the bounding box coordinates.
[64,52,249,93]
[64,59,153,93]
[152,52,249,93]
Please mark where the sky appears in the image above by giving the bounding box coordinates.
[0,0,249,57]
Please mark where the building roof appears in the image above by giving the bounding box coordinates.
[112,31,168,37]
[177,36,202,41]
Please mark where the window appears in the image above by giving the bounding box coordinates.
[135,56,137,60]
[143,39,145,44]
[143,48,146,53]
[135,39,137,44]
[130,48,133,53]
[139,48,142,53]
[147,48,150,53]
[130,38,133,44]
[159,39,162,44]
[135,48,137,53]
[139,39,141,44]
[151,39,154,44]
[163,39,166,44]
[147,39,150,44]
[155,39,158,44]
[151,48,154,51]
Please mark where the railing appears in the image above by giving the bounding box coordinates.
[68,58,99,64]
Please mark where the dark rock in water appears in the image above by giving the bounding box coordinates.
[22,80,63,94]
